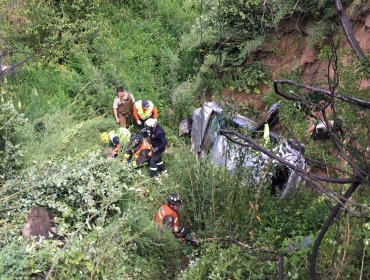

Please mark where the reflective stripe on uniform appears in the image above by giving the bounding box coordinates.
[158,209,163,220]
[135,100,154,120]
[150,167,157,171]
[157,161,163,165]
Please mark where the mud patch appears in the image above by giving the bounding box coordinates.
[220,88,266,115]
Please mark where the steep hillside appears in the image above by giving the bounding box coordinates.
[220,3,370,115]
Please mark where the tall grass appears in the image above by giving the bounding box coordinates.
[16,110,116,166]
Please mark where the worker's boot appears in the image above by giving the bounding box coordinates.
[150,167,158,178]
[157,161,166,173]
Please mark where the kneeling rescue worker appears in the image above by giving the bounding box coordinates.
[100,127,131,158]
[155,194,196,243]
[123,133,152,166]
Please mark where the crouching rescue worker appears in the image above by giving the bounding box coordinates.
[100,127,131,158]
[155,194,197,244]
[123,133,152,167]
[144,118,167,177]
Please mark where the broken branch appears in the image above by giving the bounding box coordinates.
[273,80,370,109]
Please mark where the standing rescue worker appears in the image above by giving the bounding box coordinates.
[155,194,188,239]
[133,99,158,128]
[113,86,135,128]
[144,118,167,177]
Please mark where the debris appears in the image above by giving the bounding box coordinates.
[184,101,306,198]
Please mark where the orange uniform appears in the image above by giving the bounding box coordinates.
[132,100,158,122]
[129,138,152,165]
[155,204,180,233]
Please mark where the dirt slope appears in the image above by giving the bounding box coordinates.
[222,3,370,111]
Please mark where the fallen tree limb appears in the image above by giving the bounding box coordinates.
[0,54,33,78]
[273,80,370,109]
[219,129,361,185]
[218,129,369,211]
[218,129,367,279]
[335,0,370,65]
[309,181,361,280]
[274,79,370,180]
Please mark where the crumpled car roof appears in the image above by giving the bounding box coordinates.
[189,101,305,198]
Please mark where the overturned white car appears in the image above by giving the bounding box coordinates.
[180,101,306,198]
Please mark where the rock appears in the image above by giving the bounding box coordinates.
[179,118,192,136]
[22,206,58,242]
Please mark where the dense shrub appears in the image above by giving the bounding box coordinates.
[0,151,184,279]
[0,87,27,181]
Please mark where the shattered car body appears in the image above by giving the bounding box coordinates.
[186,101,305,198]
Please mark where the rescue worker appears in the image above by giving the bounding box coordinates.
[123,133,152,166]
[133,99,158,128]
[113,86,135,128]
[155,194,190,242]
[100,127,131,158]
[307,117,343,140]
[144,118,167,177]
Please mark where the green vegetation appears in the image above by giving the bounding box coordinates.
[1,0,369,279]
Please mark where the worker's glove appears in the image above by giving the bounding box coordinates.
[137,120,142,125]
[132,160,137,168]
[108,152,115,158]
[123,153,130,160]
[152,147,158,153]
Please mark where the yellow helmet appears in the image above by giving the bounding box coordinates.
[100,132,110,144]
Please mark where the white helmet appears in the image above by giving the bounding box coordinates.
[145,118,157,128]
